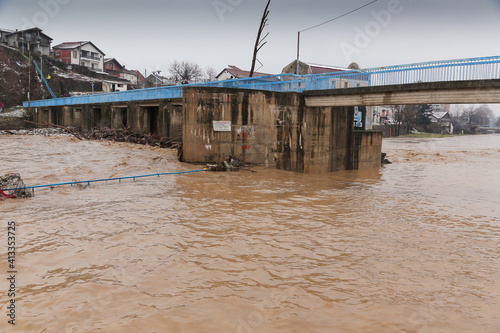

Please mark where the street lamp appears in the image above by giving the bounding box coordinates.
[153,70,161,88]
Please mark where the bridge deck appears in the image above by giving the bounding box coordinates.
[304,79,500,107]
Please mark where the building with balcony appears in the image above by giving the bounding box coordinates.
[53,41,105,72]
[0,27,52,56]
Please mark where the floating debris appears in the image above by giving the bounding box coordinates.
[206,156,256,172]
[381,153,392,165]
[0,173,32,199]
[86,127,180,148]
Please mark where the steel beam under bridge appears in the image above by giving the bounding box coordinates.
[304,80,500,107]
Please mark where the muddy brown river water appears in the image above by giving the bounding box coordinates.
[1,134,499,332]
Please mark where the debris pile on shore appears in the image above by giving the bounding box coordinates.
[86,127,180,148]
[0,128,71,136]
[1,122,180,149]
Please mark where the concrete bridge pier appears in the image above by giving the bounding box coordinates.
[181,87,382,173]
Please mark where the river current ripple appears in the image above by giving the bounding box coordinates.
[1,134,499,332]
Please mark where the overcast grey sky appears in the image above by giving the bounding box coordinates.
[2,0,500,73]
[2,0,500,114]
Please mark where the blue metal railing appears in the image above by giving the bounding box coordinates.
[2,169,207,196]
[304,56,500,90]
[23,56,500,108]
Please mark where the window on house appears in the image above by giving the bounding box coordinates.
[55,51,60,56]
[73,50,77,58]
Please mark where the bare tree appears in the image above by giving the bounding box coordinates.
[451,104,495,133]
[168,60,203,84]
[459,105,494,126]
[474,104,495,125]
[205,67,218,82]
[249,0,271,77]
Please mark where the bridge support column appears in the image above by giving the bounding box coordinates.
[181,87,382,173]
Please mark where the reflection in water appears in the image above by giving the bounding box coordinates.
[1,134,500,332]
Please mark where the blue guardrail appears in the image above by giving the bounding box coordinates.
[23,56,500,108]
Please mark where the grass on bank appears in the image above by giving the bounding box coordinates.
[405,133,452,138]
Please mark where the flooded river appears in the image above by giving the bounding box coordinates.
[1,134,499,332]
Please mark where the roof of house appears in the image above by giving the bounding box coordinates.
[309,65,345,75]
[432,112,451,120]
[130,70,145,81]
[104,58,123,69]
[53,41,105,55]
[2,27,53,41]
[216,65,273,79]
[281,60,350,75]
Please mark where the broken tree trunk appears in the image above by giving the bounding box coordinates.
[249,0,271,77]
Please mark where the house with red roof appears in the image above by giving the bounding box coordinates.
[104,58,142,84]
[130,70,145,83]
[216,65,273,81]
[53,41,105,72]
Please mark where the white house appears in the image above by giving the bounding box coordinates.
[430,111,453,134]
[53,41,105,72]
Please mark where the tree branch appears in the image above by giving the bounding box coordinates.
[249,0,271,77]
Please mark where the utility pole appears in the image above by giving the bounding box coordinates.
[296,0,378,76]
[296,31,300,75]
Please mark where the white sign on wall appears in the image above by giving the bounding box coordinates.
[213,121,232,132]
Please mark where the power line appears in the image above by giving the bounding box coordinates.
[300,0,379,33]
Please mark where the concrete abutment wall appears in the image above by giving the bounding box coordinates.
[182,87,381,173]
